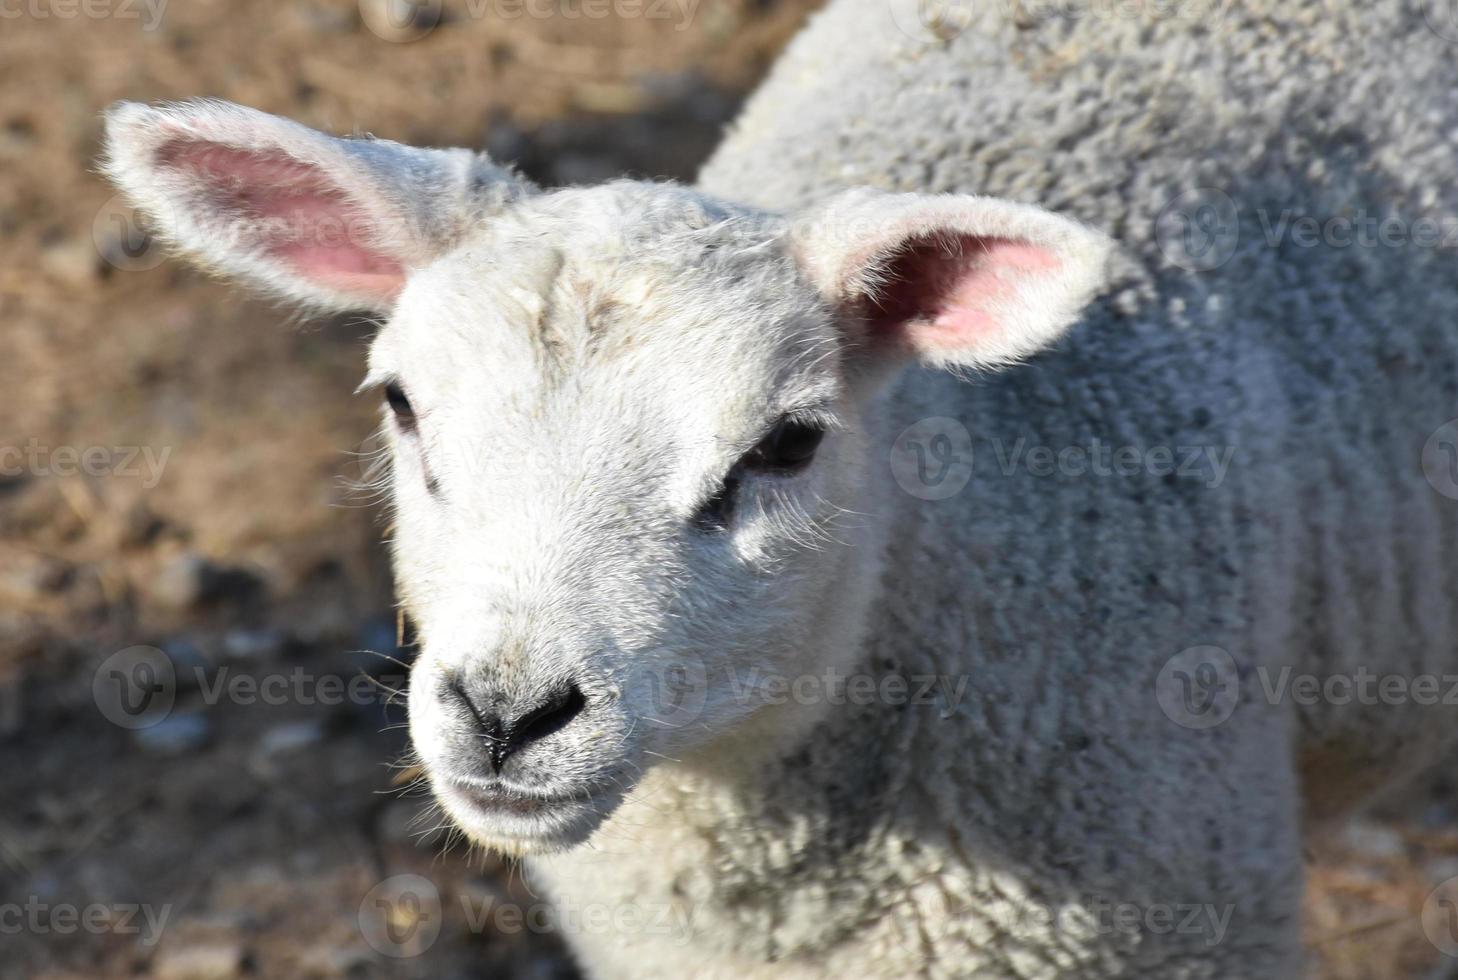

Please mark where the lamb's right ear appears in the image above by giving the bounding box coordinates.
[789,189,1111,372]
[103,100,532,313]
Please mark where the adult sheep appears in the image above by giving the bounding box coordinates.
[103,0,1458,975]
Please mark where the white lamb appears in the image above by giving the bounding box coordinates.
[103,0,1458,976]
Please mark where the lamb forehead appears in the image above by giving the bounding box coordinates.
[376,185,838,411]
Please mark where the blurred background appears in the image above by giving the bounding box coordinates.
[1,1,1456,977]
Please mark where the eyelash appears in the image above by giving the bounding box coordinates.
[693,417,827,532]
[384,382,416,432]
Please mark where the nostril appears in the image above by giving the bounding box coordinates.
[447,678,588,773]
[514,683,587,750]
[447,677,503,736]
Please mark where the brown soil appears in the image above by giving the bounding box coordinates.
[0,2,1453,977]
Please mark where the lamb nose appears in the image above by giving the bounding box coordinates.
[450,680,588,772]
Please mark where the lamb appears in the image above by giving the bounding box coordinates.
[101,0,1458,975]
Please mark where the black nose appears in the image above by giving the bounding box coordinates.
[448,680,588,773]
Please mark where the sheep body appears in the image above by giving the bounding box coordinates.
[532,1,1458,976]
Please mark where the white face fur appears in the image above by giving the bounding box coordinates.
[103,100,1110,855]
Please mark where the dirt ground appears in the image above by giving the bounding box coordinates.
[0,1,1456,978]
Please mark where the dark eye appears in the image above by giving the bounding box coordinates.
[743,418,826,473]
[384,382,416,432]
[692,418,826,532]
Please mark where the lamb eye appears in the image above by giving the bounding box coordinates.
[744,418,826,473]
[384,382,416,431]
[692,417,826,533]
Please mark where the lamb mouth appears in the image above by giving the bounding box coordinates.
[436,776,625,853]
[448,779,599,815]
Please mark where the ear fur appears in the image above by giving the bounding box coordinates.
[103,99,532,312]
[791,189,1112,370]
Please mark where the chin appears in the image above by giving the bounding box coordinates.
[434,776,628,856]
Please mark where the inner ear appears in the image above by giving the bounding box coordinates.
[157,140,405,298]
[866,234,1061,349]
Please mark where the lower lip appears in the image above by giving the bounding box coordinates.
[448,781,589,816]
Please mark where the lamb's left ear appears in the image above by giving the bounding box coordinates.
[103,99,532,313]
[790,189,1111,370]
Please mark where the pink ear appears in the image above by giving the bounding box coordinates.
[157,141,406,304]
[104,100,529,313]
[792,191,1111,370]
[868,235,1063,357]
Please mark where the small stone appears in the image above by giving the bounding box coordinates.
[0,554,72,601]
[134,713,211,756]
[1427,856,1458,886]
[153,942,244,980]
[152,553,217,610]
[1339,819,1405,861]
[296,943,374,978]
[221,627,284,661]
[258,720,325,757]
[160,637,211,691]
[39,239,99,287]
[0,118,35,161]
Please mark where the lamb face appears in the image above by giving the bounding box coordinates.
[102,99,1111,856]
[379,191,875,853]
